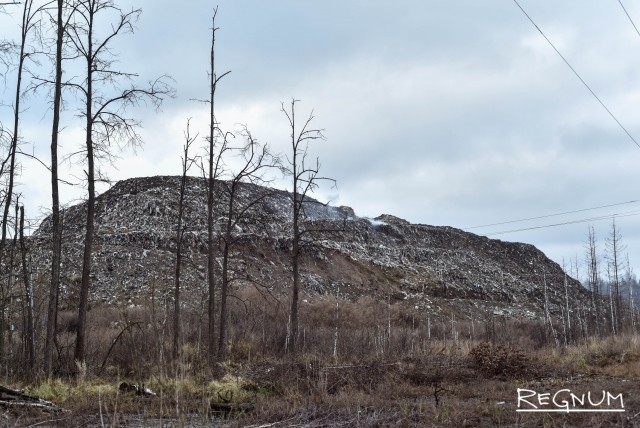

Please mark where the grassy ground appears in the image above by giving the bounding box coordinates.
[3,336,640,427]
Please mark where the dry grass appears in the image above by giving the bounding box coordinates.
[7,341,640,427]
[4,291,640,426]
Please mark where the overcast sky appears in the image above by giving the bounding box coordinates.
[1,0,640,281]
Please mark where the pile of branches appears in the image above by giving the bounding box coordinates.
[0,385,62,413]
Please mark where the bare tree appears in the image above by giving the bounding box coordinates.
[605,218,624,333]
[173,120,197,361]
[280,99,334,354]
[19,205,34,371]
[44,0,65,376]
[605,262,616,335]
[0,0,28,247]
[217,129,277,359]
[0,0,48,367]
[542,273,559,347]
[205,7,230,363]
[585,225,601,335]
[0,196,19,365]
[625,254,636,332]
[562,259,571,345]
[63,0,173,364]
[1,0,43,251]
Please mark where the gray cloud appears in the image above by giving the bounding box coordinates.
[1,0,640,280]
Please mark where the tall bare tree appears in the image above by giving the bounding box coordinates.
[63,0,172,364]
[217,129,276,359]
[205,7,230,363]
[625,254,636,332]
[280,99,333,354]
[606,218,624,333]
[1,0,45,251]
[561,259,571,345]
[1,198,21,364]
[585,225,601,335]
[19,205,34,371]
[173,120,197,361]
[0,0,49,366]
[44,0,65,376]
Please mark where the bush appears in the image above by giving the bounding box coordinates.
[469,342,532,378]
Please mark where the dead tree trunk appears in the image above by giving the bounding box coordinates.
[19,206,34,371]
[68,1,172,364]
[586,226,601,336]
[626,255,636,333]
[543,274,559,347]
[206,14,218,363]
[173,121,196,361]
[563,268,571,344]
[45,0,65,375]
[280,99,332,354]
[1,0,33,249]
[0,0,38,368]
[74,11,95,364]
[206,7,230,364]
[217,210,232,359]
[606,218,624,333]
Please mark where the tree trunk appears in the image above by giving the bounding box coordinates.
[7,202,20,362]
[563,270,571,344]
[173,138,191,361]
[217,213,232,360]
[543,274,558,347]
[587,226,601,335]
[288,105,300,355]
[0,0,30,364]
[1,0,30,249]
[289,213,300,354]
[74,4,96,363]
[19,206,34,371]
[610,219,622,332]
[75,10,95,364]
[45,0,65,375]
[207,13,217,364]
[173,218,183,361]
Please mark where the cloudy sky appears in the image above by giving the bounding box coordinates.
[1,0,640,280]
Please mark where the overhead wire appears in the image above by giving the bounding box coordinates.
[465,199,640,229]
[512,0,640,150]
[484,2,640,239]
[492,2,640,237]
[485,209,640,236]
[617,0,640,40]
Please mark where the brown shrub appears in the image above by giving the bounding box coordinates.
[469,342,532,378]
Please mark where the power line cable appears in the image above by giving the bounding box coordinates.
[617,0,640,39]
[466,199,640,229]
[485,209,640,236]
[512,0,640,150]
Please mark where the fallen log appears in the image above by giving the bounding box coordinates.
[0,385,62,413]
